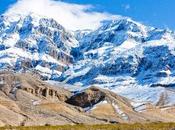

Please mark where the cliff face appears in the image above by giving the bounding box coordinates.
[0,71,71,101]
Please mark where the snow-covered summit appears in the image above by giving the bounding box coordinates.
[0,13,78,79]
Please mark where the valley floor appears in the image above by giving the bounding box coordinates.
[1,123,175,130]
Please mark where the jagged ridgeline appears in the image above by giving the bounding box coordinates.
[0,14,78,80]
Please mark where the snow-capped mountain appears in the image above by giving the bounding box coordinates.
[1,13,175,106]
[0,13,78,79]
[59,18,175,106]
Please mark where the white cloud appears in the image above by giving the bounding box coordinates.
[5,0,118,30]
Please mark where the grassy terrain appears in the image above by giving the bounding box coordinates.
[1,123,175,130]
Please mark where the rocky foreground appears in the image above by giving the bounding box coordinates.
[0,71,174,127]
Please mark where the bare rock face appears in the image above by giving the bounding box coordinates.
[66,87,106,108]
[66,86,132,109]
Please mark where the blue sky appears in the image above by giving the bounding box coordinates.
[0,0,175,30]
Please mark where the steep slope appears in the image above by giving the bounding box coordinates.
[0,71,174,126]
[0,71,106,126]
[66,86,175,123]
[0,13,78,80]
[59,18,175,106]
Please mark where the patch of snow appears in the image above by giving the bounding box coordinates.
[32,100,41,106]
[119,39,137,49]
[112,102,129,120]
[85,100,108,112]
[0,80,4,85]
[1,33,20,47]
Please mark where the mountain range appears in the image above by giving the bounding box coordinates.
[0,12,175,126]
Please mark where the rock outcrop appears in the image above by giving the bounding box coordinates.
[0,71,71,101]
[66,87,106,108]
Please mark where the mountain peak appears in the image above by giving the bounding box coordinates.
[0,13,78,79]
[58,16,175,106]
